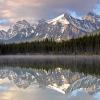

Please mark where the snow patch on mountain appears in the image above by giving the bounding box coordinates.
[48,14,70,25]
[0,12,100,43]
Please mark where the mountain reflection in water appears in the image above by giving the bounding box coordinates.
[0,55,100,100]
[0,67,99,100]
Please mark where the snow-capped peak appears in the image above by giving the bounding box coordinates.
[0,12,100,42]
[87,12,96,16]
[47,13,70,25]
[87,12,100,18]
[83,12,100,23]
[13,20,31,29]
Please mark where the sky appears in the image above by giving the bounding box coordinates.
[0,0,100,30]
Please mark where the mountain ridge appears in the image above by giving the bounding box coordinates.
[0,12,100,43]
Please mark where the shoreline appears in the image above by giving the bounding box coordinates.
[0,54,100,58]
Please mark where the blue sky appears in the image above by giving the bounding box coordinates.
[0,0,100,29]
[93,4,100,15]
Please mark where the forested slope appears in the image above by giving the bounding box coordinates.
[0,30,100,55]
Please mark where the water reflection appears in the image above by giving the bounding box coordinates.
[0,55,100,75]
[0,67,99,100]
[0,55,100,100]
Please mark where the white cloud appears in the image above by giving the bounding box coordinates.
[0,0,100,30]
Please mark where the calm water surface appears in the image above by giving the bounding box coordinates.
[0,55,100,100]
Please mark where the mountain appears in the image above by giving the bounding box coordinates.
[48,12,100,39]
[0,67,100,95]
[4,20,35,42]
[0,12,100,43]
[83,12,100,23]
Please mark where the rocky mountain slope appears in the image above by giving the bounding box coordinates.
[0,12,100,43]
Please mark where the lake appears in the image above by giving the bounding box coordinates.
[0,55,100,100]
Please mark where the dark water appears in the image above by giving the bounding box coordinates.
[0,55,100,100]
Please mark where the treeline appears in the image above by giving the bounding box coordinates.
[0,30,100,55]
